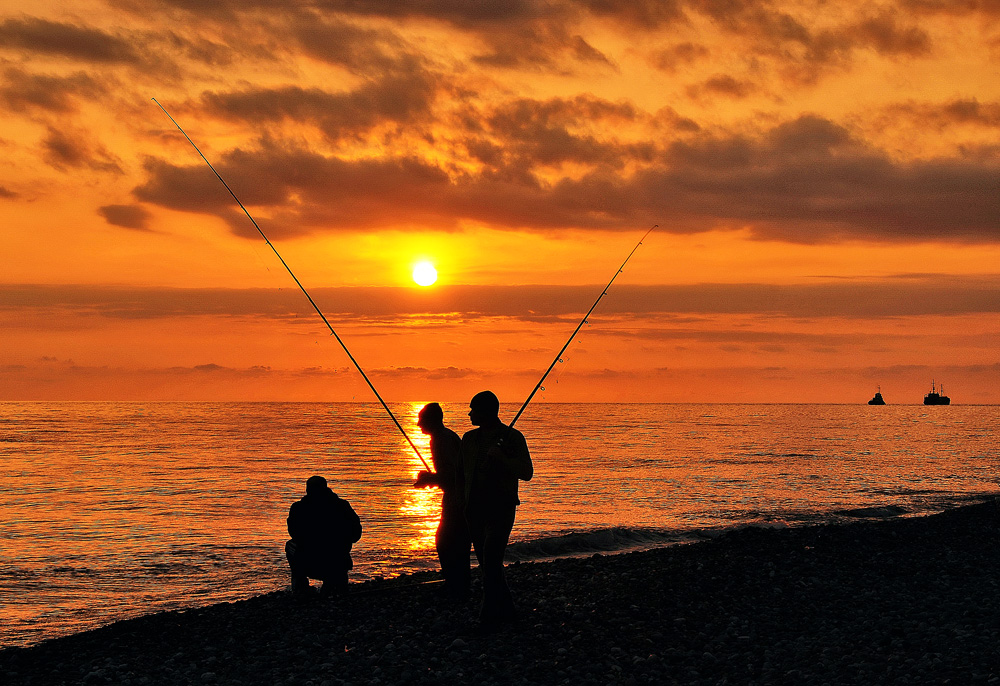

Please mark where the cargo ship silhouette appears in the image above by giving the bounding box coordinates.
[923,381,950,405]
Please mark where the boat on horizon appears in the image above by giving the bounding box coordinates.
[868,387,886,405]
[923,380,950,405]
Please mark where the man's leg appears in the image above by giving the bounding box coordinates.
[478,505,517,625]
[319,568,348,598]
[438,507,472,599]
[285,540,311,595]
[467,506,486,567]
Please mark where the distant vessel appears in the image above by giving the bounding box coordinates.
[923,380,951,405]
[868,387,886,405]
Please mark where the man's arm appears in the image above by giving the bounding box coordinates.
[413,470,442,488]
[287,503,301,539]
[435,431,464,492]
[343,501,362,544]
[490,428,533,481]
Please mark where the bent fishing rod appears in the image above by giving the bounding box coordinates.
[506,224,656,432]
[152,98,432,472]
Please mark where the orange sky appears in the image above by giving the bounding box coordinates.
[1,0,999,404]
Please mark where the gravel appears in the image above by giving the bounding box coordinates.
[4,500,1000,685]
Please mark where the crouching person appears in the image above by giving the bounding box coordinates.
[285,475,362,598]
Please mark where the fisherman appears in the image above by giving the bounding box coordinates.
[285,475,362,598]
[460,390,533,628]
[414,402,471,599]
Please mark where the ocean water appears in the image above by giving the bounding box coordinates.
[1,401,998,648]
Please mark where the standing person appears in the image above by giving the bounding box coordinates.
[460,390,533,629]
[285,475,362,598]
[414,402,471,599]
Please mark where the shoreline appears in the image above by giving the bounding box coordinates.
[4,500,1000,684]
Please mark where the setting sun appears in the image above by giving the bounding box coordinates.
[412,261,438,287]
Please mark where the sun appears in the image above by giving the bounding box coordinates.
[412,261,438,287]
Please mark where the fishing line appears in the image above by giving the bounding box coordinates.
[507,225,656,431]
[152,98,432,472]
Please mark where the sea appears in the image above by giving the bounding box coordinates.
[2,401,998,648]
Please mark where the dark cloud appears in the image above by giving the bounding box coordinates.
[610,278,1000,318]
[135,113,1000,241]
[689,0,811,40]
[886,98,1000,130]
[134,142,454,237]
[475,95,651,171]
[638,3,933,84]
[42,126,124,174]
[306,1,602,71]
[902,0,1000,17]
[845,11,931,56]
[788,9,930,78]
[110,0,602,72]
[289,14,427,74]
[161,30,238,67]
[102,0,929,82]
[0,186,17,198]
[199,75,440,141]
[683,1,930,63]
[163,90,654,230]
[469,21,614,71]
[112,0,552,27]
[577,0,685,28]
[0,17,141,63]
[98,204,153,230]
[642,115,1000,242]
[687,74,757,99]
[649,42,710,72]
[0,68,108,113]
[5,276,1000,321]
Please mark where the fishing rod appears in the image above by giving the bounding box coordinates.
[507,225,656,431]
[152,98,432,472]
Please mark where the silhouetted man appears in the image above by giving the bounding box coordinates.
[285,475,362,598]
[460,390,533,628]
[414,402,471,599]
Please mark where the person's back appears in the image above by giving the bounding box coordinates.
[461,421,531,509]
[429,425,463,509]
[285,475,362,597]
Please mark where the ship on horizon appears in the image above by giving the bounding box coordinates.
[868,387,886,405]
[923,380,951,405]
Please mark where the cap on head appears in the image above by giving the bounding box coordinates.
[470,390,500,417]
[306,475,327,495]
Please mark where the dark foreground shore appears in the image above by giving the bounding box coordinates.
[4,502,1000,685]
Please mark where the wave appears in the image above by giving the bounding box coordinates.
[832,505,910,518]
[505,527,704,561]
[504,494,1000,563]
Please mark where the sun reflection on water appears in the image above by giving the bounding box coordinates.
[399,402,439,551]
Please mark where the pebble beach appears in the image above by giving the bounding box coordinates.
[3,500,999,685]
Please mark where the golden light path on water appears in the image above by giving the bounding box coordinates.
[399,402,439,551]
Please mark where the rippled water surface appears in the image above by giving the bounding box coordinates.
[2,402,998,647]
